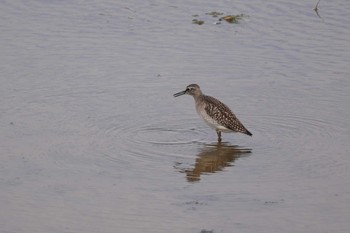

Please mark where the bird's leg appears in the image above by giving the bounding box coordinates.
[216,130,222,142]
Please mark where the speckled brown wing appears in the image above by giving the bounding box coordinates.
[203,95,252,136]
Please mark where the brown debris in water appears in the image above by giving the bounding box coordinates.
[192,12,247,25]
[219,14,245,23]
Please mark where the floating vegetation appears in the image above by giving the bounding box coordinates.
[219,14,245,23]
[314,0,321,12]
[192,19,204,25]
[313,0,323,20]
[205,11,224,18]
[200,229,214,233]
[192,11,247,25]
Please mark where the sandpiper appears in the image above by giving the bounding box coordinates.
[174,84,252,142]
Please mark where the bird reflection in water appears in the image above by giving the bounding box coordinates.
[177,142,251,182]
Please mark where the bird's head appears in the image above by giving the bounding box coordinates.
[173,84,202,98]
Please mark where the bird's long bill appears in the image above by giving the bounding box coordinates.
[173,90,187,97]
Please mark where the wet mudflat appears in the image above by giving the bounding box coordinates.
[1,1,350,233]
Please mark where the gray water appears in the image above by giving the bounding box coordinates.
[1,1,350,233]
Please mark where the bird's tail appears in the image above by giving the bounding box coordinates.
[245,130,252,136]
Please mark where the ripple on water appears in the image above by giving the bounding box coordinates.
[250,114,341,146]
[95,104,346,180]
[98,113,211,165]
[248,113,348,179]
[93,108,255,181]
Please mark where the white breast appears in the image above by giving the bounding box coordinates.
[196,106,233,133]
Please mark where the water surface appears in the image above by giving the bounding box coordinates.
[1,1,350,233]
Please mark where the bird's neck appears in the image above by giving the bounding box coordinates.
[192,94,204,103]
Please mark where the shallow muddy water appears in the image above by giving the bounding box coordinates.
[1,1,350,233]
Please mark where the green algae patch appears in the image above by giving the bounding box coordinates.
[192,19,204,25]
